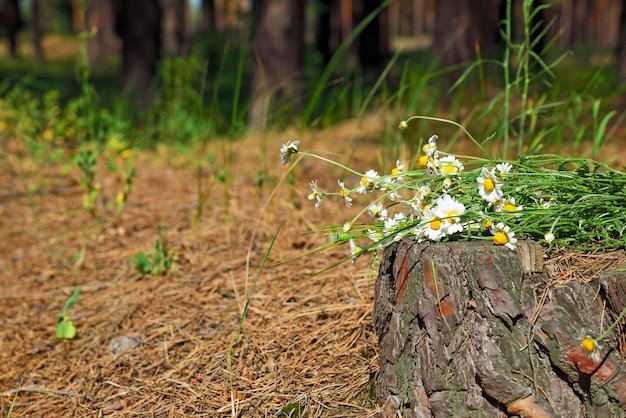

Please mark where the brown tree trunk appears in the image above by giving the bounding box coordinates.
[87,0,116,65]
[163,0,189,56]
[432,0,500,81]
[32,0,42,61]
[115,0,161,102]
[618,0,626,81]
[201,0,215,30]
[248,0,305,130]
[358,0,389,72]
[3,0,21,58]
[374,240,626,417]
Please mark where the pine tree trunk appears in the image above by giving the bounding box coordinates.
[374,240,626,417]
[248,0,304,130]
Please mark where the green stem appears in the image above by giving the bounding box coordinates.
[502,0,512,158]
[596,304,626,343]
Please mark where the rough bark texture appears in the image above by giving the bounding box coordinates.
[374,240,626,418]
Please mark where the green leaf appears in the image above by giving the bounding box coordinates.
[56,317,77,339]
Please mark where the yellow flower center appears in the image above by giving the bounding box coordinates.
[504,203,516,212]
[581,337,596,353]
[419,155,428,167]
[493,231,509,245]
[430,219,441,230]
[391,167,400,176]
[484,219,493,229]
[361,176,368,186]
[340,188,347,198]
[446,210,459,223]
[443,165,457,175]
[484,178,495,193]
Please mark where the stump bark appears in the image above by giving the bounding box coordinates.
[374,240,626,418]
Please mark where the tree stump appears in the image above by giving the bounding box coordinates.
[374,240,626,417]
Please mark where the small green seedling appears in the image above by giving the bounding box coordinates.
[56,287,80,340]
[130,225,174,277]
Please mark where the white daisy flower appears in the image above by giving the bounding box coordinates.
[390,160,405,183]
[439,155,464,175]
[383,216,400,237]
[477,167,503,203]
[581,336,602,363]
[337,180,352,207]
[496,196,523,214]
[490,222,518,250]
[367,228,384,243]
[279,140,299,164]
[434,194,466,235]
[356,169,380,194]
[349,239,362,265]
[368,202,388,221]
[308,180,323,208]
[420,208,446,242]
[496,162,513,178]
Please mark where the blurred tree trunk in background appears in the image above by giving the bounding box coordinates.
[87,0,116,65]
[316,0,340,65]
[32,0,43,61]
[359,0,389,72]
[249,0,305,130]
[433,0,500,81]
[201,0,215,30]
[115,0,161,101]
[618,0,626,80]
[163,0,189,56]
[3,0,22,58]
[316,0,389,71]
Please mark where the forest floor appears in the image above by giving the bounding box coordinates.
[2,117,626,417]
[0,119,394,417]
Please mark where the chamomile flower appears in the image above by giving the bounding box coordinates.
[434,194,466,235]
[544,232,555,244]
[439,155,464,176]
[537,197,553,209]
[390,160,405,183]
[383,216,400,237]
[343,222,352,232]
[490,222,518,250]
[279,140,299,164]
[367,228,384,243]
[496,162,513,178]
[497,196,523,214]
[477,167,503,203]
[383,213,408,240]
[349,239,362,265]
[308,180,323,208]
[368,202,388,221]
[337,180,352,207]
[423,135,438,156]
[356,169,380,194]
[581,336,602,363]
[420,135,439,172]
[420,208,446,242]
